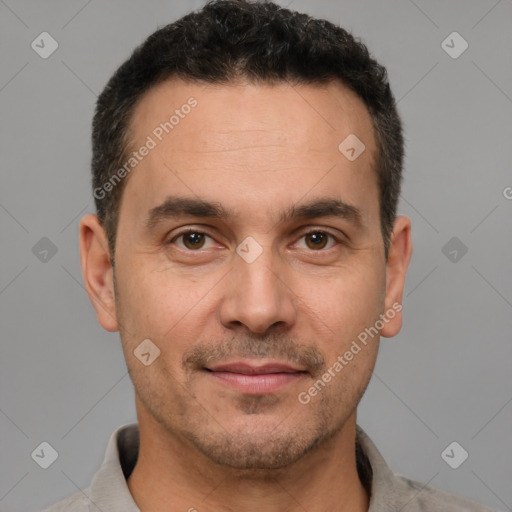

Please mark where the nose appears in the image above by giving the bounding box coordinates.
[218,245,297,334]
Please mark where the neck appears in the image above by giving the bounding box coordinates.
[127,407,369,512]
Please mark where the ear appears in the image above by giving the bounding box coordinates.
[79,214,119,332]
[381,216,412,338]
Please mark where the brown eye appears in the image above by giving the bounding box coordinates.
[304,231,330,250]
[181,232,206,250]
[168,229,217,252]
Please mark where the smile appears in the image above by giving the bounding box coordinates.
[204,361,308,394]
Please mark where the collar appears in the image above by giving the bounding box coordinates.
[86,422,399,511]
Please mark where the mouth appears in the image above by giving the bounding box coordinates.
[203,361,308,394]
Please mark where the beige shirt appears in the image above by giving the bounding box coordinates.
[43,423,499,512]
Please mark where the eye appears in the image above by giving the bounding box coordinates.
[296,230,339,251]
[169,230,216,250]
[168,228,341,253]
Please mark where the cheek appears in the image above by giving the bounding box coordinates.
[116,263,194,331]
[115,264,217,374]
[301,260,386,336]
[294,261,385,391]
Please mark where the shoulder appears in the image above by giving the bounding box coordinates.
[391,473,500,512]
[41,489,93,512]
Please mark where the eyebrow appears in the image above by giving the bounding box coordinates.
[145,195,363,231]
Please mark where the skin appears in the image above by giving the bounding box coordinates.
[80,78,412,512]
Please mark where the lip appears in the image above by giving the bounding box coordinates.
[205,360,307,394]
[208,362,303,374]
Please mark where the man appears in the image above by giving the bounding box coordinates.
[43,1,497,510]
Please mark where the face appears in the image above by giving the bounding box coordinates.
[82,78,411,470]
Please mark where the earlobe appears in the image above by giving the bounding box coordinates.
[381,216,412,338]
[79,214,119,332]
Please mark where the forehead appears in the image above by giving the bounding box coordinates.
[122,78,379,228]
[130,77,375,152]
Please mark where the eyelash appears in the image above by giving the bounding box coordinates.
[168,228,342,252]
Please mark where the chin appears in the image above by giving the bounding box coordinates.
[182,408,337,472]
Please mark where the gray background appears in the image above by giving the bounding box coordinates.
[1,0,511,511]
